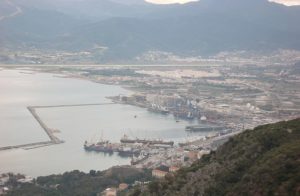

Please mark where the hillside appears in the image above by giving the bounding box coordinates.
[129,118,300,196]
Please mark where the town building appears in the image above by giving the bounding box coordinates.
[118,183,129,191]
[169,166,180,173]
[152,169,168,178]
[102,187,117,196]
[188,151,198,161]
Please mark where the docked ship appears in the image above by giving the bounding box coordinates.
[120,134,174,146]
[117,146,140,157]
[84,140,113,154]
[148,104,170,114]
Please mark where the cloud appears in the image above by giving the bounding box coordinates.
[146,0,300,6]
[269,0,300,6]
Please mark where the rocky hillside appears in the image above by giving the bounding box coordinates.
[129,118,300,196]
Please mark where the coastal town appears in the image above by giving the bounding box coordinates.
[21,59,299,133]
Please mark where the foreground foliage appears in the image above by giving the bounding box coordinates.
[7,167,151,196]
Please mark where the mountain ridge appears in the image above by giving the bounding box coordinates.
[1,0,300,62]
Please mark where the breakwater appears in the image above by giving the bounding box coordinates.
[0,103,114,151]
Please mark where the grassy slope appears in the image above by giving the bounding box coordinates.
[131,118,300,196]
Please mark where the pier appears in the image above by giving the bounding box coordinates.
[0,103,114,151]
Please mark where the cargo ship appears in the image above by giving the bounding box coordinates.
[120,134,174,146]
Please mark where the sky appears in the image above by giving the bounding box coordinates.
[146,0,300,6]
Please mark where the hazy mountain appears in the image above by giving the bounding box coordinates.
[9,0,165,20]
[1,0,300,62]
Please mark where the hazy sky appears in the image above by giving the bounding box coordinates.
[146,0,300,6]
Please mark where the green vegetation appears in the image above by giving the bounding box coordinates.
[129,118,300,196]
[7,167,152,196]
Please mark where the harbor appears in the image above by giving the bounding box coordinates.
[84,134,174,157]
[0,69,203,176]
[0,68,269,177]
[83,129,239,170]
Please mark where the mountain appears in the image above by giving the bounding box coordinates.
[129,118,300,196]
[1,0,300,62]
